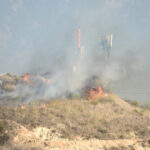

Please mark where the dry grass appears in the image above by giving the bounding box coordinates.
[0,96,150,142]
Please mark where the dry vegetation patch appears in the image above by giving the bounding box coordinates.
[0,96,150,142]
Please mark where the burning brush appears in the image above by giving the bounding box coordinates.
[81,76,109,100]
[87,85,109,100]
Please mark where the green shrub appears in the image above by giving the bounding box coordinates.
[0,134,9,145]
[0,121,5,134]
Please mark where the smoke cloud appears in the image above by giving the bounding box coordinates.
[0,0,150,103]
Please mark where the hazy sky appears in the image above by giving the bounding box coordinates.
[0,0,150,102]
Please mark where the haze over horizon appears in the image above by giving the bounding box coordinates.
[0,0,150,103]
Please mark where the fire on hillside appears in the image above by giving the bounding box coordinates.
[0,72,109,105]
[0,28,112,105]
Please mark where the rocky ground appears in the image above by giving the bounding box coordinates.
[0,120,150,150]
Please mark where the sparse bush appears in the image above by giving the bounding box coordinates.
[98,96,115,103]
[0,134,9,145]
[0,121,9,145]
[128,100,139,107]
[89,100,99,106]
[71,94,81,100]
[134,108,144,116]
[0,121,5,134]
[141,104,150,110]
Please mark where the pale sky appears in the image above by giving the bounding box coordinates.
[0,0,150,102]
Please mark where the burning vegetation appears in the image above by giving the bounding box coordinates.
[0,72,150,150]
[0,22,148,150]
[0,72,111,106]
[88,86,103,100]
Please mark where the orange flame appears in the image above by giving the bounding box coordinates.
[23,73,33,82]
[88,86,103,100]
[20,104,25,110]
[40,104,46,109]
